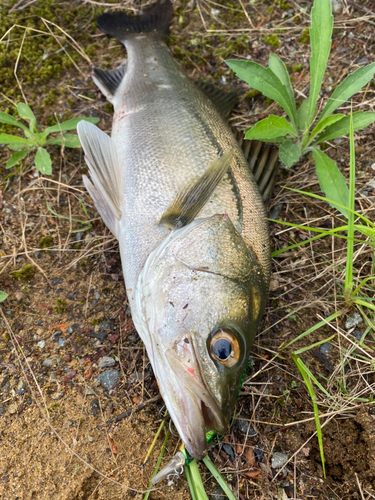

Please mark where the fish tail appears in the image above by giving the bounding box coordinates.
[96,1,174,43]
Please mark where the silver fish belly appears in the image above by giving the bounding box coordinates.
[78,1,271,459]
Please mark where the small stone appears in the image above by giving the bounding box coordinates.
[353,328,363,341]
[88,435,94,442]
[52,392,64,400]
[16,389,26,396]
[95,292,100,300]
[254,446,264,462]
[67,324,79,334]
[17,380,25,390]
[8,403,18,414]
[85,388,96,396]
[37,340,46,349]
[53,330,62,337]
[371,163,375,171]
[209,485,226,500]
[58,338,65,347]
[92,300,98,306]
[345,312,363,329]
[234,416,258,436]
[42,358,54,368]
[319,342,331,355]
[269,279,279,292]
[330,0,343,14]
[222,443,235,462]
[90,398,100,416]
[75,232,83,242]
[271,452,289,469]
[129,371,144,383]
[99,321,114,331]
[98,356,116,369]
[211,8,220,17]
[357,56,369,65]
[96,370,120,391]
[51,278,63,285]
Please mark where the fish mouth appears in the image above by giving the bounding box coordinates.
[154,348,225,460]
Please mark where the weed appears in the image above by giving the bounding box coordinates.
[0,103,99,175]
[10,264,36,281]
[0,291,7,302]
[39,236,54,249]
[227,0,375,220]
[263,34,280,48]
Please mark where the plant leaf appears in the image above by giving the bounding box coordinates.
[309,114,345,143]
[0,111,28,131]
[0,133,34,145]
[297,98,312,132]
[245,115,296,141]
[35,147,52,175]
[315,111,375,144]
[307,0,333,124]
[43,116,99,136]
[17,102,38,133]
[318,63,375,123]
[268,53,297,127]
[313,147,348,217]
[45,134,81,148]
[279,139,301,167]
[0,291,7,302]
[6,150,29,169]
[7,143,35,151]
[226,59,297,127]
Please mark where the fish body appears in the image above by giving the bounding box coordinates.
[78,1,272,459]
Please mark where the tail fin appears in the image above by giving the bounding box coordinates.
[97,1,174,43]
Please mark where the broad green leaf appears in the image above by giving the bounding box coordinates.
[0,133,34,145]
[17,103,38,133]
[35,147,52,175]
[309,114,345,143]
[45,134,81,148]
[318,63,375,123]
[0,111,28,131]
[6,150,29,169]
[297,98,312,132]
[226,59,297,127]
[279,139,301,167]
[0,291,7,302]
[268,54,297,128]
[7,143,35,151]
[315,111,375,144]
[245,115,296,141]
[308,0,333,124]
[43,116,99,135]
[313,148,348,218]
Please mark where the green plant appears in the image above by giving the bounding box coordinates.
[226,0,375,219]
[0,291,7,302]
[46,197,92,233]
[0,103,99,175]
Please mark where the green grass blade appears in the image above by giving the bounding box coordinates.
[344,105,355,300]
[43,116,99,135]
[185,460,209,500]
[292,354,326,477]
[307,0,333,125]
[143,425,169,500]
[46,201,91,231]
[292,334,336,356]
[281,311,341,350]
[202,456,237,500]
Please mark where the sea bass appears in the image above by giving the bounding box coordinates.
[78,1,274,460]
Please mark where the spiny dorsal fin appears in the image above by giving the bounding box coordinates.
[195,81,238,118]
[233,129,279,203]
[97,1,174,43]
[78,121,123,238]
[159,151,234,230]
[93,65,126,102]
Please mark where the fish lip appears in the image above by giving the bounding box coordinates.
[154,348,226,460]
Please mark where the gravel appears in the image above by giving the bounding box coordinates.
[271,452,289,469]
[96,369,120,391]
[98,356,116,368]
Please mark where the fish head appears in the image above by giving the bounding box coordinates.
[134,214,267,459]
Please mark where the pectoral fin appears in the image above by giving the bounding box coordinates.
[77,121,122,238]
[159,151,234,229]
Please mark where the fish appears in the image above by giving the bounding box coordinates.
[77,0,277,460]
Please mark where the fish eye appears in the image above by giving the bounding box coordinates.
[210,328,240,367]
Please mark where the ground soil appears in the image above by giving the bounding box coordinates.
[1,0,375,499]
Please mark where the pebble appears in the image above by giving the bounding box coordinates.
[67,324,79,334]
[222,443,235,462]
[85,388,96,396]
[319,342,331,355]
[37,340,46,349]
[90,398,100,416]
[209,485,226,499]
[353,328,363,341]
[94,292,100,300]
[8,403,18,414]
[99,321,114,331]
[345,312,363,329]
[271,452,289,469]
[234,416,258,436]
[88,435,94,442]
[42,358,54,368]
[51,278,63,285]
[52,392,64,400]
[17,380,25,390]
[129,371,144,383]
[58,338,65,347]
[254,446,265,462]
[16,389,26,396]
[330,0,343,14]
[98,356,116,368]
[53,330,62,337]
[96,369,120,391]
[75,232,83,242]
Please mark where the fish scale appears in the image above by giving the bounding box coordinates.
[77,0,275,460]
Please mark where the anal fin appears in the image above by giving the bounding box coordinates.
[77,121,123,239]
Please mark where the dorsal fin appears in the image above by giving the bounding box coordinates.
[195,80,238,118]
[92,66,126,102]
[234,130,279,203]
